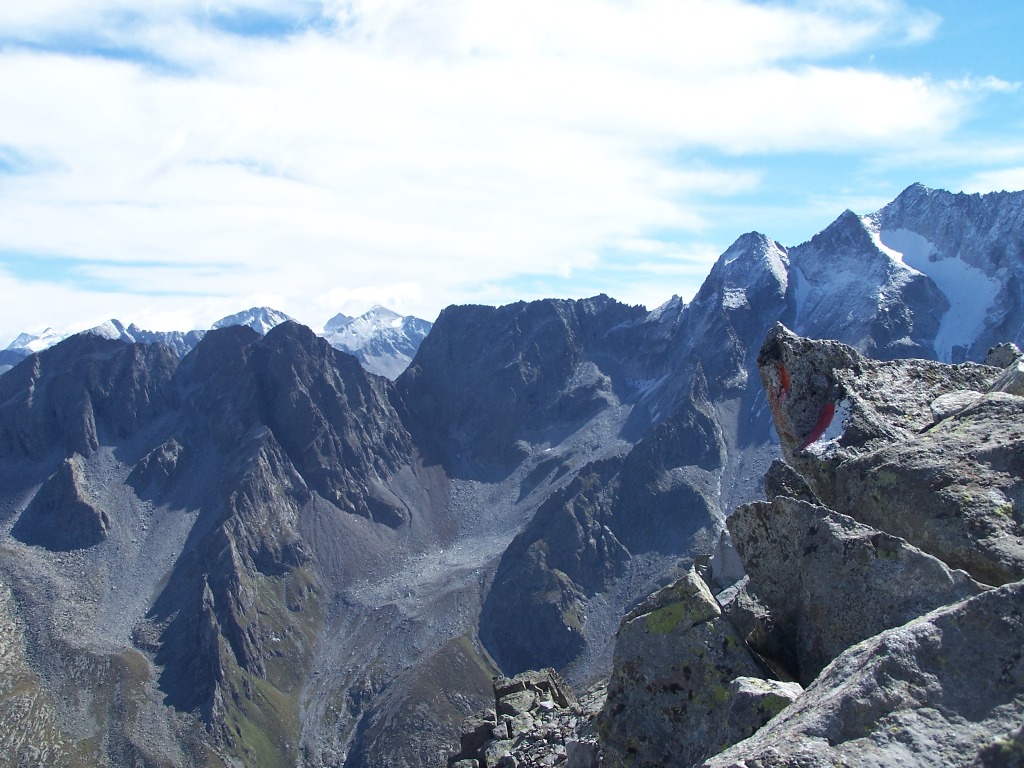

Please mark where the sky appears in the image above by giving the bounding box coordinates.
[1,0,1023,345]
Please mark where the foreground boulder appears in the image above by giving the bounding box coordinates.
[449,669,605,768]
[757,324,1024,585]
[599,568,785,767]
[704,579,1024,768]
[728,495,985,684]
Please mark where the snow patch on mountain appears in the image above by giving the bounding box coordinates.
[7,327,66,353]
[325,306,404,349]
[869,224,1001,362]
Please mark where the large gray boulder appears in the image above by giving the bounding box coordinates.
[728,496,985,684]
[831,392,1024,586]
[703,579,1024,768]
[599,568,770,767]
[757,324,1024,586]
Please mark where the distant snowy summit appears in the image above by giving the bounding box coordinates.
[0,306,433,380]
[322,306,433,380]
[210,307,295,336]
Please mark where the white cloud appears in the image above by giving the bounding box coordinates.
[0,0,1012,341]
[963,167,1024,194]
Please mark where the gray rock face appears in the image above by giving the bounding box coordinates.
[757,324,1024,586]
[0,334,179,462]
[729,496,985,684]
[599,569,767,768]
[761,458,818,504]
[397,295,647,478]
[12,454,111,550]
[703,580,1024,768]
[831,392,1024,586]
[985,341,1023,369]
[480,391,726,676]
[868,183,1024,362]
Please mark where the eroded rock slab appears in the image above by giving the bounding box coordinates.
[12,455,110,550]
[832,393,1024,585]
[729,496,984,684]
[598,568,769,767]
[703,579,1024,768]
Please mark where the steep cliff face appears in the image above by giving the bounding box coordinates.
[479,377,727,679]
[132,322,440,766]
[0,333,178,464]
[397,296,648,478]
[869,183,1024,362]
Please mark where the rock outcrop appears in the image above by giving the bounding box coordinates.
[758,323,1024,586]
[12,454,111,550]
[599,569,783,768]
[728,495,985,684]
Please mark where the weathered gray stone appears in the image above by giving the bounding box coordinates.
[758,324,995,469]
[990,358,1024,397]
[985,341,1023,369]
[729,496,985,684]
[450,673,608,768]
[565,740,600,768]
[482,739,515,767]
[703,580,1024,768]
[715,577,790,680]
[721,677,803,747]
[707,528,746,590]
[832,393,1024,586]
[599,568,767,767]
[493,668,577,715]
[762,458,818,504]
[757,325,1024,586]
[930,390,983,422]
[460,714,499,760]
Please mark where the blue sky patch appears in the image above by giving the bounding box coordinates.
[0,252,218,297]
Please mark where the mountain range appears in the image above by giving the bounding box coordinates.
[0,305,433,381]
[0,183,1021,767]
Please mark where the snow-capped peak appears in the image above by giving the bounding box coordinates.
[211,307,294,335]
[320,306,433,380]
[86,319,130,340]
[6,327,67,353]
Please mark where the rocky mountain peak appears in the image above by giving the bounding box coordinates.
[210,306,294,335]
[0,332,179,463]
[398,296,647,478]
[323,311,353,333]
